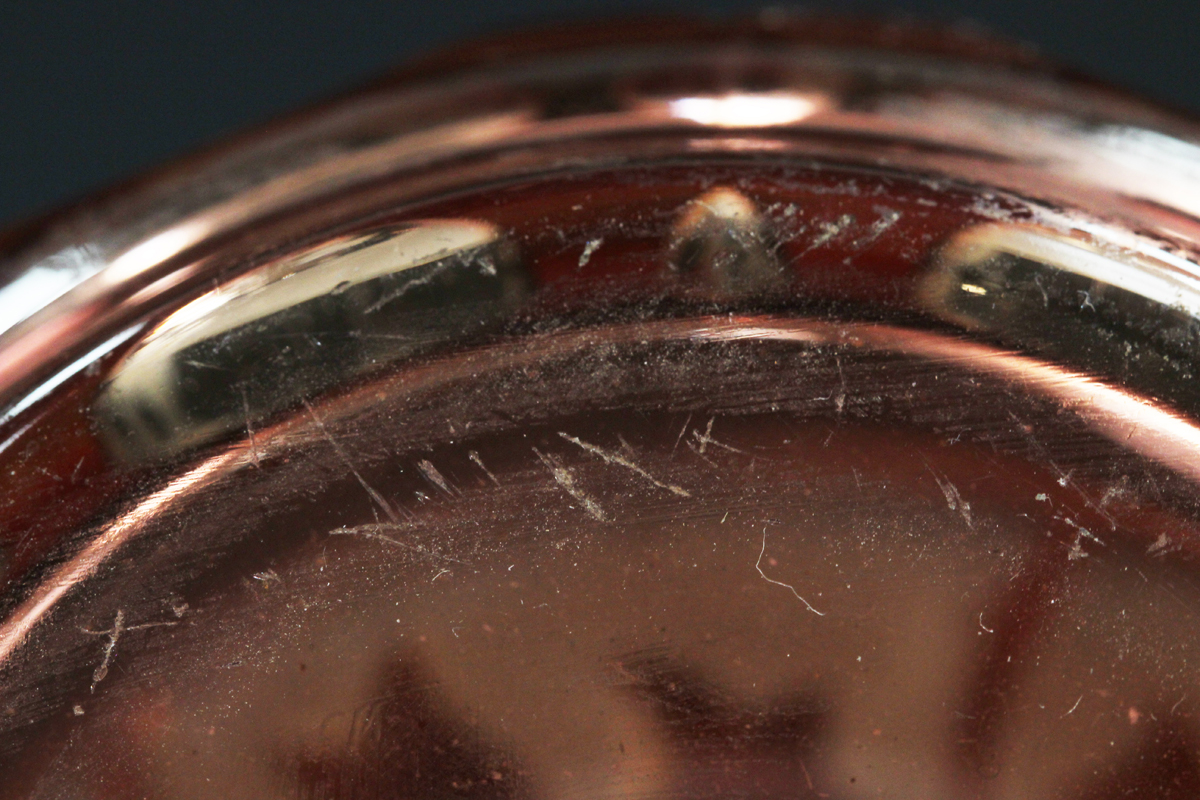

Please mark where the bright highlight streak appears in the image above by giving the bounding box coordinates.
[0,325,144,427]
[103,222,212,285]
[0,447,244,668]
[669,94,820,127]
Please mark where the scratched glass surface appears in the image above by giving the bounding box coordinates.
[4,17,1200,800]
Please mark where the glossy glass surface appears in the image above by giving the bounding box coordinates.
[4,17,1200,800]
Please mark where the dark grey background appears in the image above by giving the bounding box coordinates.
[2,1,1198,228]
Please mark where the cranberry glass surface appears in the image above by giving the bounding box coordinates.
[3,17,1200,799]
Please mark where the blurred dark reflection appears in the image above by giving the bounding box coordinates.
[93,221,527,461]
